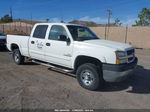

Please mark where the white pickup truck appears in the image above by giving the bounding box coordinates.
[7,23,138,90]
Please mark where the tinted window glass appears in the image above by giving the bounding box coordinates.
[49,25,67,40]
[33,25,48,39]
[67,25,99,41]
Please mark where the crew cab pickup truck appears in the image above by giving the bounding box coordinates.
[7,23,138,90]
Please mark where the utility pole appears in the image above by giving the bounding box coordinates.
[30,13,33,32]
[10,7,13,21]
[107,8,111,26]
[30,13,33,25]
[125,25,128,43]
[107,8,111,40]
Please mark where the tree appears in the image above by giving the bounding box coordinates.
[86,22,97,27]
[69,20,78,24]
[113,18,122,26]
[61,20,65,23]
[134,8,150,26]
[45,18,49,22]
[0,14,13,23]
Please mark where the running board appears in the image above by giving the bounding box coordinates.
[32,60,73,73]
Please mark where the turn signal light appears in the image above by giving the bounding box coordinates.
[116,59,120,64]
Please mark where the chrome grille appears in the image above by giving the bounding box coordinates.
[127,49,135,63]
[127,49,135,55]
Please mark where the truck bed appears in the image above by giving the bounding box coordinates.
[7,35,30,57]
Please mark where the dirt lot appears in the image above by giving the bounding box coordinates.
[0,49,150,110]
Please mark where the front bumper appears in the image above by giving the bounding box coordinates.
[103,57,138,82]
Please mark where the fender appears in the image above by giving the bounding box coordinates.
[10,43,23,55]
[72,50,107,69]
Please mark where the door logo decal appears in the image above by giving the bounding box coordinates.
[36,40,43,49]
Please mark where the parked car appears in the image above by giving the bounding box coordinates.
[6,23,138,91]
[0,32,6,49]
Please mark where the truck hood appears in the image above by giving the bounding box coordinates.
[84,39,133,51]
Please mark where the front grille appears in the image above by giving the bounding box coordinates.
[127,49,135,63]
[127,49,135,55]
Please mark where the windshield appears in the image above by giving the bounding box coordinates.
[67,25,99,41]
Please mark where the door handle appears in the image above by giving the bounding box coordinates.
[31,41,35,44]
[46,43,51,46]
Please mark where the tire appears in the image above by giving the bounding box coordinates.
[76,63,104,91]
[12,49,24,65]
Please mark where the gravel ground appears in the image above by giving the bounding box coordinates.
[0,49,150,110]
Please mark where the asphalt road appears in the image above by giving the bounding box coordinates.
[0,49,150,110]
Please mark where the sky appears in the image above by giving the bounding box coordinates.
[0,0,150,26]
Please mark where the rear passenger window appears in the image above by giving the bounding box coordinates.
[33,25,48,39]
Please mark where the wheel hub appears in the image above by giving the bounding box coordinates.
[81,70,94,86]
[14,53,19,62]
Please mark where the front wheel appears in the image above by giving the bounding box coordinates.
[12,49,24,65]
[76,63,104,91]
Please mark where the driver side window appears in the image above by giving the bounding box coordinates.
[49,25,67,41]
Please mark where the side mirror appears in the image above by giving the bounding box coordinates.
[66,38,70,43]
[58,35,67,41]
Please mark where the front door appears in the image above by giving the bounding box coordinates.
[44,25,73,68]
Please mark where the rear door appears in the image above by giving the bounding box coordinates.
[29,25,48,61]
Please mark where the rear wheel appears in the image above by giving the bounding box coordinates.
[12,49,24,65]
[76,63,104,91]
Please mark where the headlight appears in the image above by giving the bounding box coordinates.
[115,51,127,64]
[116,51,127,58]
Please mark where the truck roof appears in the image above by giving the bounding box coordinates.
[35,23,84,27]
